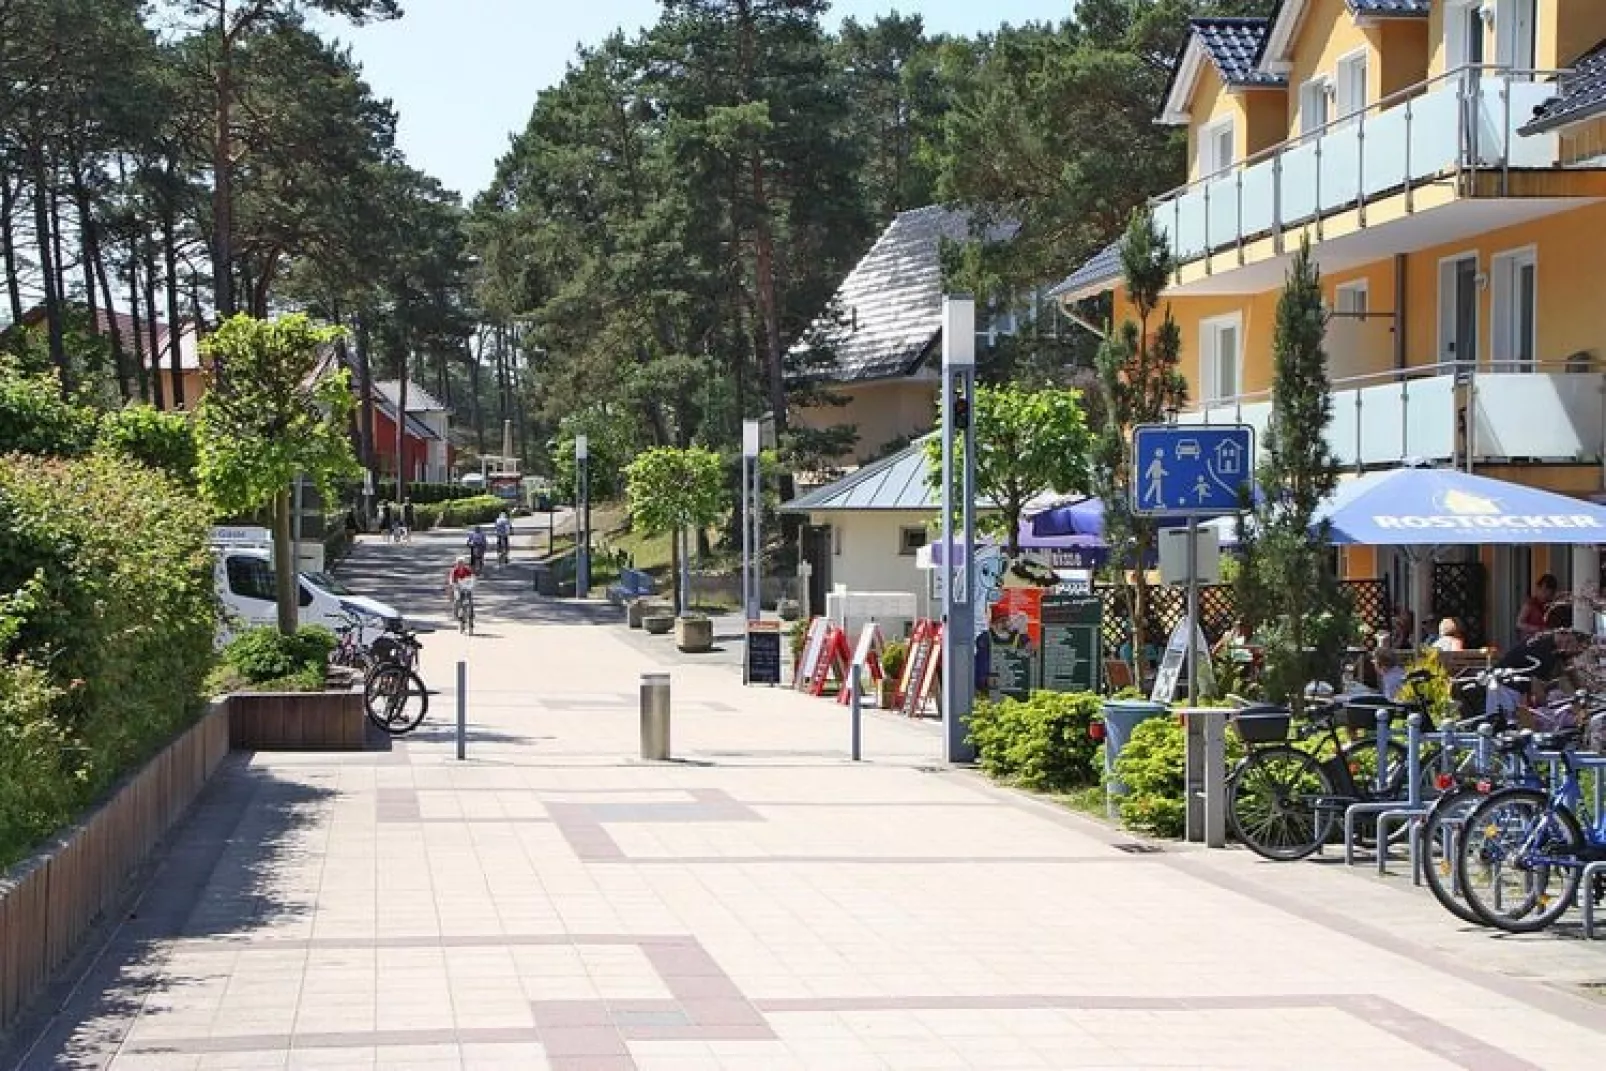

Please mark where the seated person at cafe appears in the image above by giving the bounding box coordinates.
[1373,646,1405,700]
[1487,628,1586,720]
[1432,617,1465,652]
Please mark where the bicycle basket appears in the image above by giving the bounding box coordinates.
[458,576,477,592]
[1232,707,1291,744]
[370,636,400,664]
[1341,694,1398,732]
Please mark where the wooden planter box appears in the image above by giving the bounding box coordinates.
[228,687,367,751]
[0,702,230,1034]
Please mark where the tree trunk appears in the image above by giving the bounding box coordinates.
[30,150,68,391]
[48,183,68,315]
[272,486,297,636]
[144,241,165,409]
[354,315,376,470]
[212,8,236,317]
[395,350,409,505]
[670,526,683,614]
[469,333,486,454]
[128,257,149,401]
[92,240,130,399]
[0,175,21,324]
[162,195,186,408]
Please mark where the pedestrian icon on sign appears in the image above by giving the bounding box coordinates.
[1194,475,1210,504]
[1143,449,1168,508]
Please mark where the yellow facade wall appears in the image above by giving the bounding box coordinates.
[793,376,937,464]
[1377,18,1430,99]
[1284,0,1375,138]
[1243,90,1289,161]
[1187,62,1238,181]
[1542,0,1606,69]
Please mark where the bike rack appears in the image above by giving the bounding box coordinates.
[1343,709,1399,866]
[1373,716,1429,876]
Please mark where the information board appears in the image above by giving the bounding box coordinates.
[1040,594,1102,693]
[993,642,1037,701]
[745,621,783,686]
[1150,617,1215,703]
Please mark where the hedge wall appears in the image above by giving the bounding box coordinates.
[375,479,481,505]
[0,453,215,866]
[431,494,507,528]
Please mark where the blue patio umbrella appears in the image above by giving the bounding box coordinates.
[1313,467,1606,545]
[1028,497,1241,545]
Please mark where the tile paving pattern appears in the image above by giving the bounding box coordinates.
[7,532,1606,1069]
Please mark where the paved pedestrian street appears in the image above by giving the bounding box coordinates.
[8,527,1606,1070]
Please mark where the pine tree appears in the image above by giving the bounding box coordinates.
[1092,207,1186,673]
[1235,238,1352,710]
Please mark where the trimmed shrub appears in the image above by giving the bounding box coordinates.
[1112,716,1186,838]
[0,452,215,866]
[432,494,507,528]
[375,479,482,505]
[222,626,335,683]
[96,405,199,484]
[969,691,1103,792]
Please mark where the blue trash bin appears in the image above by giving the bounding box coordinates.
[1100,699,1172,816]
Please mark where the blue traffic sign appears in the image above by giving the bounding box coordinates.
[1131,424,1255,517]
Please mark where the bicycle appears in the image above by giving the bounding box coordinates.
[328,611,375,675]
[453,576,476,636]
[1453,701,1606,933]
[362,623,428,735]
[1227,682,1436,862]
[496,532,509,566]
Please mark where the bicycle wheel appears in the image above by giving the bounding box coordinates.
[364,665,429,735]
[1455,787,1584,934]
[1229,745,1336,861]
[1337,738,1412,849]
[1420,786,1487,925]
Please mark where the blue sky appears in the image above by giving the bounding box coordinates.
[320,0,1074,202]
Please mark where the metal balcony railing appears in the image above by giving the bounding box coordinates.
[1154,66,1569,271]
[1179,358,1606,472]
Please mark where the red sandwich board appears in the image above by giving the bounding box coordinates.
[793,618,830,692]
[900,620,942,718]
[797,619,852,697]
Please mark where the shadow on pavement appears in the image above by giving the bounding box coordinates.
[2,761,335,1071]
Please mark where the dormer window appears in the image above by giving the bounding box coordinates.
[1199,118,1234,178]
[1300,77,1332,136]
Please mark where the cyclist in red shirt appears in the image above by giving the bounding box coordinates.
[446,556,474,614]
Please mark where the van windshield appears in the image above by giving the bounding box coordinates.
[301,571,353,596]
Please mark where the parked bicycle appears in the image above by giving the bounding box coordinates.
[328,611,375,675]
[1227,676,1441,861]
[1453,700,1606,933]
[363,622,429,735]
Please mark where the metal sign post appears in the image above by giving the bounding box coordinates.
[742,420,760,622]
[575,435,590,599]
[940,294,977,764]
[1130,424,1254,703]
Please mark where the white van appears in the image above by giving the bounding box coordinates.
[212,528,400,645]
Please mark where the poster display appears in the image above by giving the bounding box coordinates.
[1040,594,1102,694]
[985,588,1042,701]
[1150,617,1214,703]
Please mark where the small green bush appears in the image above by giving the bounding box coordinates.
[880,639,908,681]
[1112,716,1186,838]
[432,494,507,528]
[96,405,198,484]
[375,479,481,505]
[221,626,335,684]
[969,690,1103,792]
[0,359,98,455]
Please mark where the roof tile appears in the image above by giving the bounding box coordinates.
[1345,0,1430,16]
[1048,239,1124,302]
[1190,19,1284,88]
[1520,38,1606,135]
[788,205,1016,386]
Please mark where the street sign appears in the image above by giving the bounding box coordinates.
[1131,424,1254,517]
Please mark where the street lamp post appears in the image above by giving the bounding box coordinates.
[742,419,761,623]
[940,295,977,765]
[575,434,590,599]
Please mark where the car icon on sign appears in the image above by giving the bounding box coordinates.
[1176,439,1201,459]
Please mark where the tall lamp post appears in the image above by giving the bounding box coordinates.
[575,434,590,599]
[940,294,977,764]
[742,419,761,622]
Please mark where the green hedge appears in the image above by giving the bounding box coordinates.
[969,691,1103,792]
[1111,717,1186,838]
[210,626,335,693]
[375,479,480,505]
[0,452,215,866]
[431,494,507,528]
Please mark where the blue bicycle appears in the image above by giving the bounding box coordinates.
[1454,705,1606,933]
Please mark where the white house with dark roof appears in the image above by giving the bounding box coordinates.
[788,205,1018,466]
[373,380,451,483]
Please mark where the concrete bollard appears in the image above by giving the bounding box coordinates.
[640,673,671,761]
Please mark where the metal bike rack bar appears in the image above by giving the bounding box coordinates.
[1376,715,1429,877]
[1583,861,1606,939]
[1344,709,1399,866]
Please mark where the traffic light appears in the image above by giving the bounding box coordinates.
[953,393,970,430]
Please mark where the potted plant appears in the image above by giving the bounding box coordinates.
[878,639,908,708]
[777,597,801,621]
[675,612,713,653]
[643,612,675,636]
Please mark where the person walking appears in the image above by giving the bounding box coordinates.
[401,498,416,543]
[378,501,393,541]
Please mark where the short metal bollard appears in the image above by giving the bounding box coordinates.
[849,664,862,762]
[640,673,671,761]
[456,660,467,761]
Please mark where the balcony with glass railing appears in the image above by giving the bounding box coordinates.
[1180,358,1606,472]
[1155,66,1568,271]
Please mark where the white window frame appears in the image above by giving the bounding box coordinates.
[1335,49,1368,121]
[1200,313,1244,403]
[1494,0,1537,73]
[1198,117,1234,178]
[1490,245,1538,372]
[1437,250,1481,366]
[1299,76,1332,137]
[1329,281,1370,382]
[1445,0,1485,71]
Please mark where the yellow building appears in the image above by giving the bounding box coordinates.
[1055,0,1606,649]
